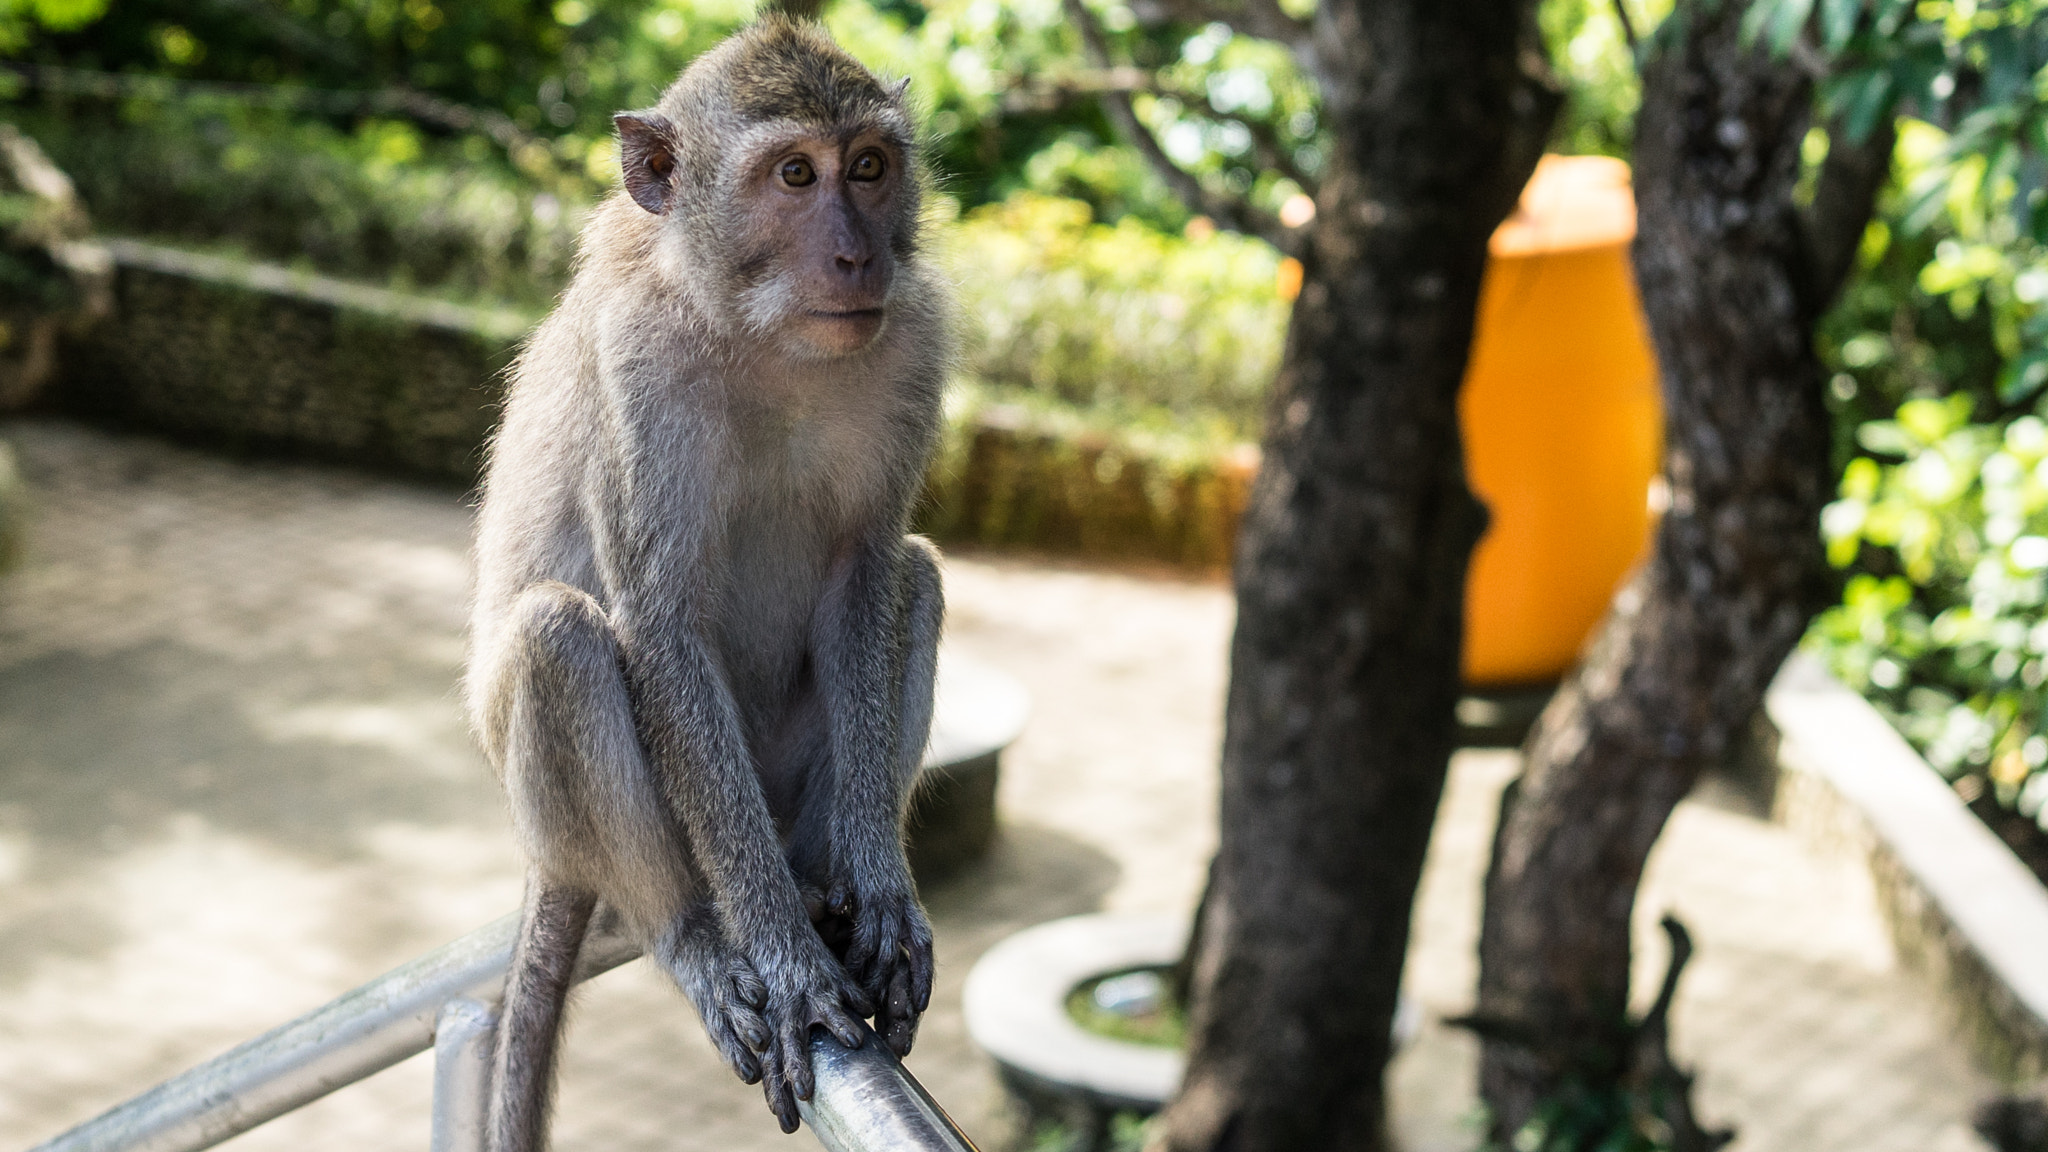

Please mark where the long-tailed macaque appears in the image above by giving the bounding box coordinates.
[465,18,947,1146]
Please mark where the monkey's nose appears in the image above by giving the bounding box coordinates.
[834,253,873,275]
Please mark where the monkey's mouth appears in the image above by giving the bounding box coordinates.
[808,308,885,322]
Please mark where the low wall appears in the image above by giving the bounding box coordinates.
[62,241,522,481]
[54,239,1251,570]
[1768,654,2048,1082]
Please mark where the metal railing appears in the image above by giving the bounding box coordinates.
[27,911,978,1152]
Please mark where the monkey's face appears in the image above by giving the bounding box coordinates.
[727,129,909,358]
[616,106,917,360]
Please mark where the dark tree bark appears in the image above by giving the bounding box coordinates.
[1155,3,1556,1150]
[1473,1,1894,1139]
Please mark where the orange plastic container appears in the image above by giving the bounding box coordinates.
[1459,156,1662,687]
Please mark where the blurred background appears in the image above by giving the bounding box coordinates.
[0,0,2044,1149]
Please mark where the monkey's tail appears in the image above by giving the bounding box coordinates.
[488,875,598,1152]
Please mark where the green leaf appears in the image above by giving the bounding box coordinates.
[2003,352,2048,406]
[1740,0,1781,46]
[1771,0,1818,52]
[1859,420,1914,455]
[1871,0,1913,34]
[1820,0,1863,52]
[1839,67,1894,144]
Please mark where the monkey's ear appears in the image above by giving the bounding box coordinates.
[615,112,680,215]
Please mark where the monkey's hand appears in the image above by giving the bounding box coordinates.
[825,874,934,1058]
[748,928,874,1134]
[671,939,778,1088]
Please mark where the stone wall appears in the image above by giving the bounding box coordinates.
[1769,656,2048,1083]
[59,241,519,481]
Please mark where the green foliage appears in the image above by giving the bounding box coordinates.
[1813,396,2048,816]
[19,99,584,308]
[1540,0,1672,156]
[1492,1084,1687,1152]
[951,193,1286,438]
[1024,1111,1151,1152]
[1761,0,2048,826]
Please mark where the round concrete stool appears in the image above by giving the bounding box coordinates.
[964,912,1421,1149]
[964,913,1185,1149]
[907,649,1029,882]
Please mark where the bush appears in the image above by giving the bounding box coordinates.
[1809,90,2048,825]
[950,193,1286,439]
[1813,395,2048,816]
[16,97,589,309]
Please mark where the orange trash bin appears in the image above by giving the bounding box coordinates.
[1460,155,1663,687]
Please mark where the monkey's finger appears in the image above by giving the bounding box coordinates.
[733,1004,773,1054]
[715,1024,763,1084]
[780,1020,817,1103]
[871,915,905,988]
[730,961,769,1011]
[907,924,936,1014]
[801,885,827,923]
[846,910,897,989]
[826,879,855,919]
[762,1054,801,1135]
[834,964,877,1018]
[882,968,917,1057]
[814,991,867,1050]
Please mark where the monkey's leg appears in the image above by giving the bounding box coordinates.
[489,878,594,1152]
[485,583,775,1140]
[814,535,942,1055]
[506,582,863,1133]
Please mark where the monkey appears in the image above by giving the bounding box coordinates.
[463,17,948,1147]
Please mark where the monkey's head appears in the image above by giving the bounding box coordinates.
[614,17,927,358]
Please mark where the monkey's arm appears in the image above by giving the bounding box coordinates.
[611,601,873,1126]
[814,534,941,1054]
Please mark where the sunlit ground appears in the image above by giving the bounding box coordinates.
[0,419,1995,1152]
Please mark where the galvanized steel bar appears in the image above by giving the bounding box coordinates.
[28,913,975,1152]
[800,1026,980,1152]
[28,914,638,1152]
[429,997,499,1152]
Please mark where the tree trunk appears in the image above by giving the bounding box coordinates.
[1154,4,1555,1150]
[1473,2,1893,1138]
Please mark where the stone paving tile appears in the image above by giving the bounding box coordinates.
[0,418,2002,1152]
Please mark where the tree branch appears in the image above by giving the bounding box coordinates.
[1004,69,1319,195]
[1060,0,1295,250]
[1131,0,1313,63]
[0,64,563,170]
[1799,114,1896,313]
[1611,0,1639,54]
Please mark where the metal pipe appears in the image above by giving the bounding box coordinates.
[28,913,976,1152]
[430,998,498,1152]
[800,1026,980,1152]
[28,914,638,1152]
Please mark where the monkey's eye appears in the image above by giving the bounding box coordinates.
[848,150,886,182]
[779,157,816,187]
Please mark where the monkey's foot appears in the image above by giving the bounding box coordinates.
[826,876,934,1056]
[665,933,778,1087]
[752,937,871,1133]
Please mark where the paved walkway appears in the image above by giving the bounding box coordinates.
[0,419,1998,1151]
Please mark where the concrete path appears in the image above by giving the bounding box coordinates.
[0,419,1997,1151]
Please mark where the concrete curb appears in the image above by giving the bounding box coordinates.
[1768,653,2048,1080]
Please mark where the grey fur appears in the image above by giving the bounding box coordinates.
[466,17,949,1149]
